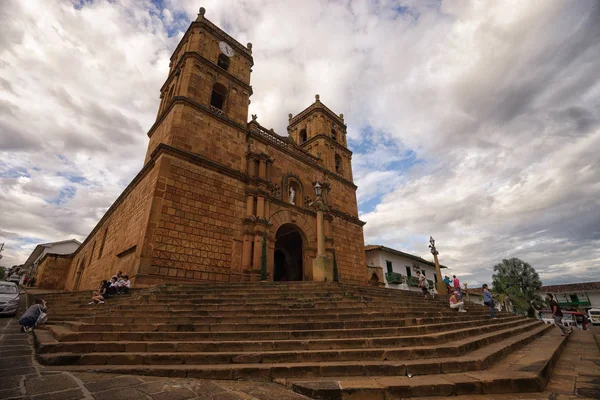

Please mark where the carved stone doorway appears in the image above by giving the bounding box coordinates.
[274,223,303,281]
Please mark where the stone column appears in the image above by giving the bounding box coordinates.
[312,195,333,281]
[242,236,252,270]
[316,209,325,256]
[246,195,254,217]
[248,158,257,177]
[429,237,446,296]
[252,233,263,277]
[258,159,266,179]
[257,196,265,218]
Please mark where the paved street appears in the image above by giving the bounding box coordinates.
[2,293,600,400]
[0,297,309,400]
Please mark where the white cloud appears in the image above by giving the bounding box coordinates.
[0,0,598,287]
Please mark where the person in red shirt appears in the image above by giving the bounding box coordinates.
[453,275,462,297]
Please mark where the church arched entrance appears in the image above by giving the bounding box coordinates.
[274,224,304,281]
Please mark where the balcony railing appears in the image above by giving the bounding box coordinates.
[557,300,591,307]
[385,272,403,284]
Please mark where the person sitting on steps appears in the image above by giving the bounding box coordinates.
[117,275,130,295]
[89,280,110,304]
[449,291,467,312]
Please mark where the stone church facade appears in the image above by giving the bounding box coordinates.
[62,9,367,291]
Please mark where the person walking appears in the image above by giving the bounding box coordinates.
[416,271,432,299]
[482,284,498,319]
[546,294,571,336]
[443,275,452,296]
[453,275,462,297]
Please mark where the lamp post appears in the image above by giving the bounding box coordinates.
[429,236,446,296]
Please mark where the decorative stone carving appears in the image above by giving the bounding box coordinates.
[289,186,296,205]
[270,184,281,198]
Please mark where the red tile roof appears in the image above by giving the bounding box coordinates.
[542,281,600,293]
[365,244,447,269]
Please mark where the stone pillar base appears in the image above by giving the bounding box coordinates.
[312,255,333,282]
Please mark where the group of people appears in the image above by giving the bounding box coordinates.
[89,271,130,304]
[22,275,36,287]
[441,274,498,319]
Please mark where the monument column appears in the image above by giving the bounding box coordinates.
[311,182,333,281]
[429,236,446,295]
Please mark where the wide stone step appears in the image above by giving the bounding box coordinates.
[47,308,494,323]
[288,328,567,398]
[40,323,552,380]
[47,303,472,315]
[37,320,542,366]
[47,296,451,308]
[56,313,511,333]
[39,318,528,355]
[47,316,523,342]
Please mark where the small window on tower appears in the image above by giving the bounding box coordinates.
[217,54,230,71]
[335,154,342,173]
[211,83,227,110]
[300,129,307,143]
[331,129,337,141]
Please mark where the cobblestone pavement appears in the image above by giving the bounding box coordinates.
[0,298,310,400]
[543,327,600,399]
[3,293,600,400]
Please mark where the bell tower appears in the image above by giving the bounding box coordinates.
[145,7,254,166]
[287,95,353,182]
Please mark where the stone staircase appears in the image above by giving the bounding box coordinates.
[32,282,567,398]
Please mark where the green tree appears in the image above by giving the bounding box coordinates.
[0,267,5,280]
[491,258,543,318]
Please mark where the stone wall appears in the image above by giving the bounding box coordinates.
[331,216,367,285]
[64,161,161,291]
[140,154,247,284]
[36,253,74,290]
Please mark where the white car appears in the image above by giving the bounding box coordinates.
[7,275,21,285]
[588,308,600,325]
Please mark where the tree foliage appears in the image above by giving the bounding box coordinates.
[491,258,543,317]
[0,267,5,279]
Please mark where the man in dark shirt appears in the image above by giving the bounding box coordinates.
[546,294,570,336]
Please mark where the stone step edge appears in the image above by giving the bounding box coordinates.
[54,313,515,332]
[35,321,544,366]
[47,311,499,322]
[37,317,529,353]
[288,329,567,398]
[46,316,523,342]
[39,324,552,381]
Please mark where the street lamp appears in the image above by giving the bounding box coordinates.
[314,182,322,197]
[429,236,446,296]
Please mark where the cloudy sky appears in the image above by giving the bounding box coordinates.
[0,0,599,286]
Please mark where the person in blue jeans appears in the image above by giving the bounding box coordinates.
[19,298,47,332]
[482,284,497,319]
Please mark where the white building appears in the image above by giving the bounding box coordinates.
[23,239,81,279]
[542,281,600,313]
[365,245,447,292]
